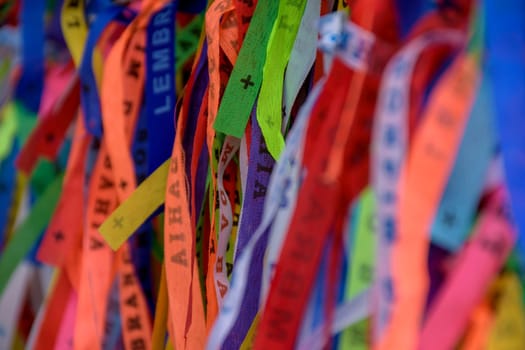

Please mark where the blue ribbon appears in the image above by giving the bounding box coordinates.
[145,2,177,174]
[14,0,46,113]
[484,0,525,270]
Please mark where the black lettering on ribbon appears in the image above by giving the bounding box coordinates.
[104,155,112,169]
[171,249,188,266]
[123,273,134,286]
[130,339,146,350]
[252,179,267,199]
[169,233,184,242]
[125,294,138,308]
[124,100,133,116]
[119,179,127,190]
[99,175,114,190]
[167,206,183,225]
[169,180,181,198]
[127,59,141,79]
[277,270,303,298]
[126,315,142,331]
[94,199,111,215]
[266,307,293,341]
[90,237,105,250]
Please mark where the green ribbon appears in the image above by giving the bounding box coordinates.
[0,173,64,295]
[212,0,279,138]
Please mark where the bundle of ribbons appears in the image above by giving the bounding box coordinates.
[1,0,525,349]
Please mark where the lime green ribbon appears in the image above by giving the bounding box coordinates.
[256,0,307,159]
[340,189,375,349]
